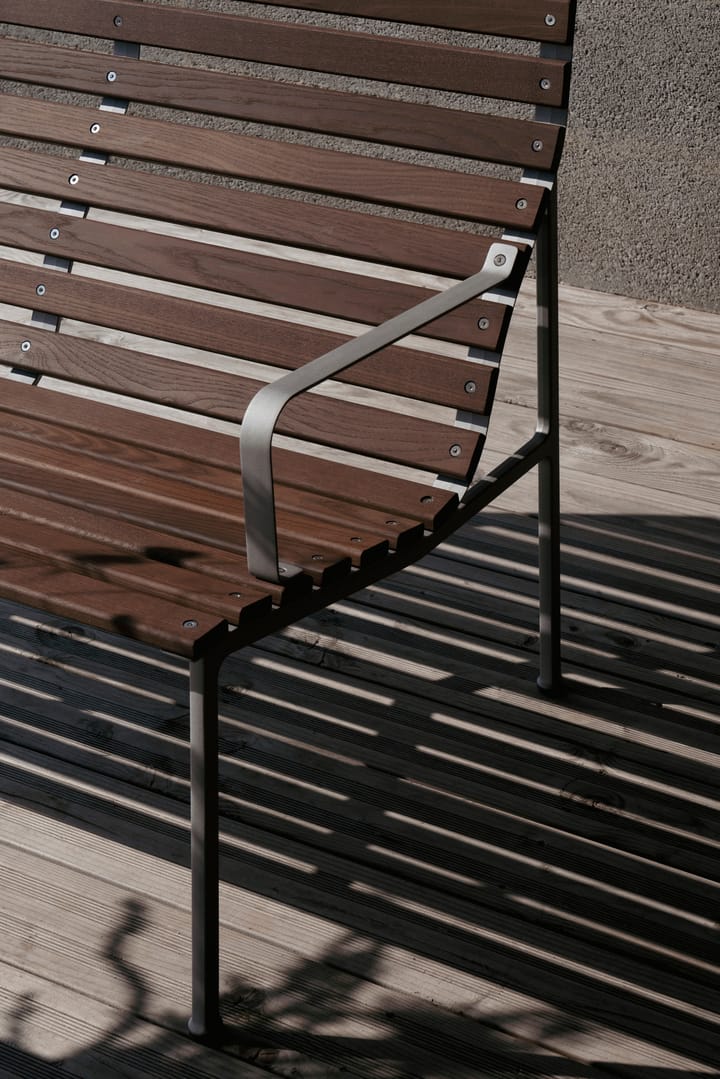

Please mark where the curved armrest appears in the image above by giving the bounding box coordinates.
[240,241,519,583]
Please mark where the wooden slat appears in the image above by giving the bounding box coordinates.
[0,37,563,170]
[0,147,500,280]
[0,543,227,659]
[0,381,459,531]
[247,0,576,44]
[0,95,545,229]
[1,0,570,106]
[0,203,519,351]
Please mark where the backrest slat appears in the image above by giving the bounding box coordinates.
[0,37,563,170]
[2,0,571,106]
[0,94,546,229]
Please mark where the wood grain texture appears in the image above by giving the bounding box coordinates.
[0,94,546,229]
[0,37,563,170]
[1,0,570,106]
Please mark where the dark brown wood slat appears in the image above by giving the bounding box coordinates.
[247,0,575,44]
[1,0,570,106]
[0,147,499,280]
[0,404,425,555]
[0,203,519,350]
[0,267,484,479]
[0,513,274,626]
[0,319,486,471]
[0,430,390,573]
[0,541,227,658]
[0,483,305,608]
[0,37,562,170]
[0,382,459,531]
[0,95,545,228]
[0,453,351,589]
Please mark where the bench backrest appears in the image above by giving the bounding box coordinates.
[0,0,575,513]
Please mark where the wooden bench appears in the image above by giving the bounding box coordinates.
[0,0,575,1042]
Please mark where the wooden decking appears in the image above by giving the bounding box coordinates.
[1,283,719,1077]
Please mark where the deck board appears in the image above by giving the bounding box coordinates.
[1,282,719,1076]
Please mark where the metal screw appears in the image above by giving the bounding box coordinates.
[464,380,477,394]
[49,227,60,240]
[114,14,123,27]
[90,122,101,135]
[69,174,79,186]
[21,340,31,353]
[385,520,397,526]
[36,284,46,297]
[182,619,198,629]
[516,198,528,211]
[228,592,243,598]
[107,71,117,83]
[420,495,434,504]
[350,537,362,544]
[532,139,544,152]
[477,317,490,331]
[311,554,323,561]
[449,444,462,458]
[493,253,507,267]
[545,13,557,27]
[540,78,552,91]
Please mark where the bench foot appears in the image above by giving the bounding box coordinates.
[536,673,567,698]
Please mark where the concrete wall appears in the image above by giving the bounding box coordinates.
[560,0,720,312]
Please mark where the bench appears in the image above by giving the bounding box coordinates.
[0,0,575,1043]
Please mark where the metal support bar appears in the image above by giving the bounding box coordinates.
[535,185,563,693]
[187,654,223,1043]
[240,241,519,584]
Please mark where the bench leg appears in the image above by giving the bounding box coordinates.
[187,654,223,1043]
[536,186,563,695]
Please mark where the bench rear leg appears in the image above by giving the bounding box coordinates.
[536,187,563,694]
[187,653,223,1042]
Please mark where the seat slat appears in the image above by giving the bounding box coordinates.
[2,0,570,106]
[0,147,499,280]
[0,95,545,228]
[0,203,520,350]
[0,37,562,170]
[248,0,575,43]
[0,382,459,531]
[0,541,227,659]
[0,322,486,475]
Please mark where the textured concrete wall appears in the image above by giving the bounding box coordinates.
[561,0,720,311]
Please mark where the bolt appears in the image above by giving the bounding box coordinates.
[350,537,362,544]
[107,71,117,83]
[449,444,462,458]
[90,122,101,135]
[21,340,31,352]
[182,619,198,629]
[464,380,477,394]
[532,139,544,152]
[49,227,60,240]
[36,284,46,297]
[516,198,528,211]
[493,253,507,267]
[545,14,557,27]
[385,520,397,526]
[540,78,551,91]
[477,317,490,331]
[420,495,434,504]
[114,15,123,27]
[228,592,243,598]
[69,174,79,186]
[311,554,323,561]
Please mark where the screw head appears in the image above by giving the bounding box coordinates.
[69,174,79,186]
[311,554,324,562]
[449,444,462,458]
[540,78,552,91]
[477,317,490,331]
[545,13,557,27]
[532,139,544,152]
[21,340,31,352]
[228,592,243,598]
[114,14,124,27]
[182,619,198,629]
[464,380,477,395]
[90,122,101,135]
[35,284,46,297]
[420,495,434,505]
[516,198,528,211]
[385,519,397,526]
[107,70,117,83]
[493,253,507,267]
[49,227,60,240]
[350,537,362,544]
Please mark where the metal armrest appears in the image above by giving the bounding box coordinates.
[240,241,519,583]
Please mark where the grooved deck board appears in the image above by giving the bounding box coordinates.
[0,284,718,1076]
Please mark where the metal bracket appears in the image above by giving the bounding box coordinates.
[240,242,519,583]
